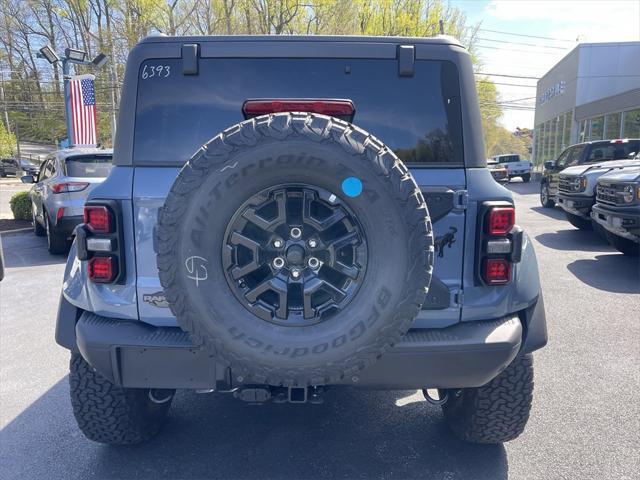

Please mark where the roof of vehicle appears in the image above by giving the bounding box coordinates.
[567,138,640,148]
[138,34,465,48]
[52,148,113,161]
[561,158,640,176]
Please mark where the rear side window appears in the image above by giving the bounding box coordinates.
[134,58,463,166]
[585,142,640,162]
[64,155,113,178]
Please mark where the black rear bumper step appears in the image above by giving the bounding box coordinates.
[75,312,522,390]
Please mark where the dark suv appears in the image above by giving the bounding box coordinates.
[540,139,640,208]
[56,35,547,446]
[0,158,39,177]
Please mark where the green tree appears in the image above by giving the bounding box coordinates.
[0,0,505,150]
[0,121,15,157]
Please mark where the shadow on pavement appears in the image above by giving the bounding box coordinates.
[1,379,508,480]
[535,229,612,252]
[567,254,640,293]
[530,205,566,221]
[0,232,67,268]
[505,180,539,196]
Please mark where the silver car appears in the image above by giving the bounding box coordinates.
[21,148,113,254]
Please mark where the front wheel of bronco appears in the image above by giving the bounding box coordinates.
[441,354,534,444]
[566,211,593,231]
[69,354,173,445]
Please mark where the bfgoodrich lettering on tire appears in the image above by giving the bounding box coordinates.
[156,113,434,386]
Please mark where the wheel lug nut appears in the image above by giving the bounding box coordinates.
[308,257,320,269]
[273,239,283,248]
[291,268,301,279]
[290,227,302,239]
[273,257,285,269]
[308,238,317,248]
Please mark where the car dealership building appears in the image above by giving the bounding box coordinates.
[532,41,640,165]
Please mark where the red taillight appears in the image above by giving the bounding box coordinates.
[483,258,511,285]
[84,205,112,233]
[52,182,89,193]
[242,99,355,118]
[486,207,515,235]
[88,256,116,283]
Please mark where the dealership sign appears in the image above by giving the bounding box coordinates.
[539,80,565,105]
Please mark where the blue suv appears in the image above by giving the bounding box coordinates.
[57,35,547,445]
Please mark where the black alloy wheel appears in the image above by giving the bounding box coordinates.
[222,185,367,326]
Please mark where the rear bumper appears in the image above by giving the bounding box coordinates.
[591,204,640,241]
[557,193,594,218]
[53,215,83,238]
[69,311,528,390]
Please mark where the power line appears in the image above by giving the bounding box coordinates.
[498,96,536,103]
[478,28,576,43]
[477,80,537,88]
[475,72,540,80]
[476,44,562,56]
[477,37,568,50]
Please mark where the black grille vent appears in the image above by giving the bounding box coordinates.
[596,183,623,206]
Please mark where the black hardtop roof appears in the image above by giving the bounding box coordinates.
[571,139,640,148]
[138,34,465,48]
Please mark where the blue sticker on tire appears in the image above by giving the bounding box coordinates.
[342,177,363,198]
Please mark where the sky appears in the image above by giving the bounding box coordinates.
[450,0,640,130]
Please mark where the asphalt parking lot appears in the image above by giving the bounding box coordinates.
[1,180,638,480]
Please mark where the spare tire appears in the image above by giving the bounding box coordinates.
[156,112,434,386]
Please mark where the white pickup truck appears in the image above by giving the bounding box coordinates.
[491,154,532,182]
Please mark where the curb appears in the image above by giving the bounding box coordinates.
[0,227,32,235]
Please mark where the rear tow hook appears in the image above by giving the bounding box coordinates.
[148,388,175,404]
[422,388,449,406]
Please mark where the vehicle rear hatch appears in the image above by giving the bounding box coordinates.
[61,154,113,217]
[131,44,467,328]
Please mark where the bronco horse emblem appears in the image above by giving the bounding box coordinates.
[434,227,457,258]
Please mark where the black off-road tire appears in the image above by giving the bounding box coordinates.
[605,232,640,256]
[69,354,173,445]
[540,183,555,208]
[156,112,433,387]
[566,211,593,231]
[33,213,46,237]
[45,211,69,254]
[442,354,534,444]
[521,173,531,183]
[591,219,607,241]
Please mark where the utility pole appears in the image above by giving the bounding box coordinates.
[0,71,10,133]
[15,122,21,160]
[109,64,117,145]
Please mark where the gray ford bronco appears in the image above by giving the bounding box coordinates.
[56,35,547,445]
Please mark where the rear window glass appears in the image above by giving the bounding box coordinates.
[585,141,640,162]
[64,155,113,177]
[497,155,520,163]
[134,58,463,166]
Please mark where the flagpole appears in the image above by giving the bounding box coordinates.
[62,58,74,147]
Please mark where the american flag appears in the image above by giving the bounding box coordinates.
[69,74,97,146]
